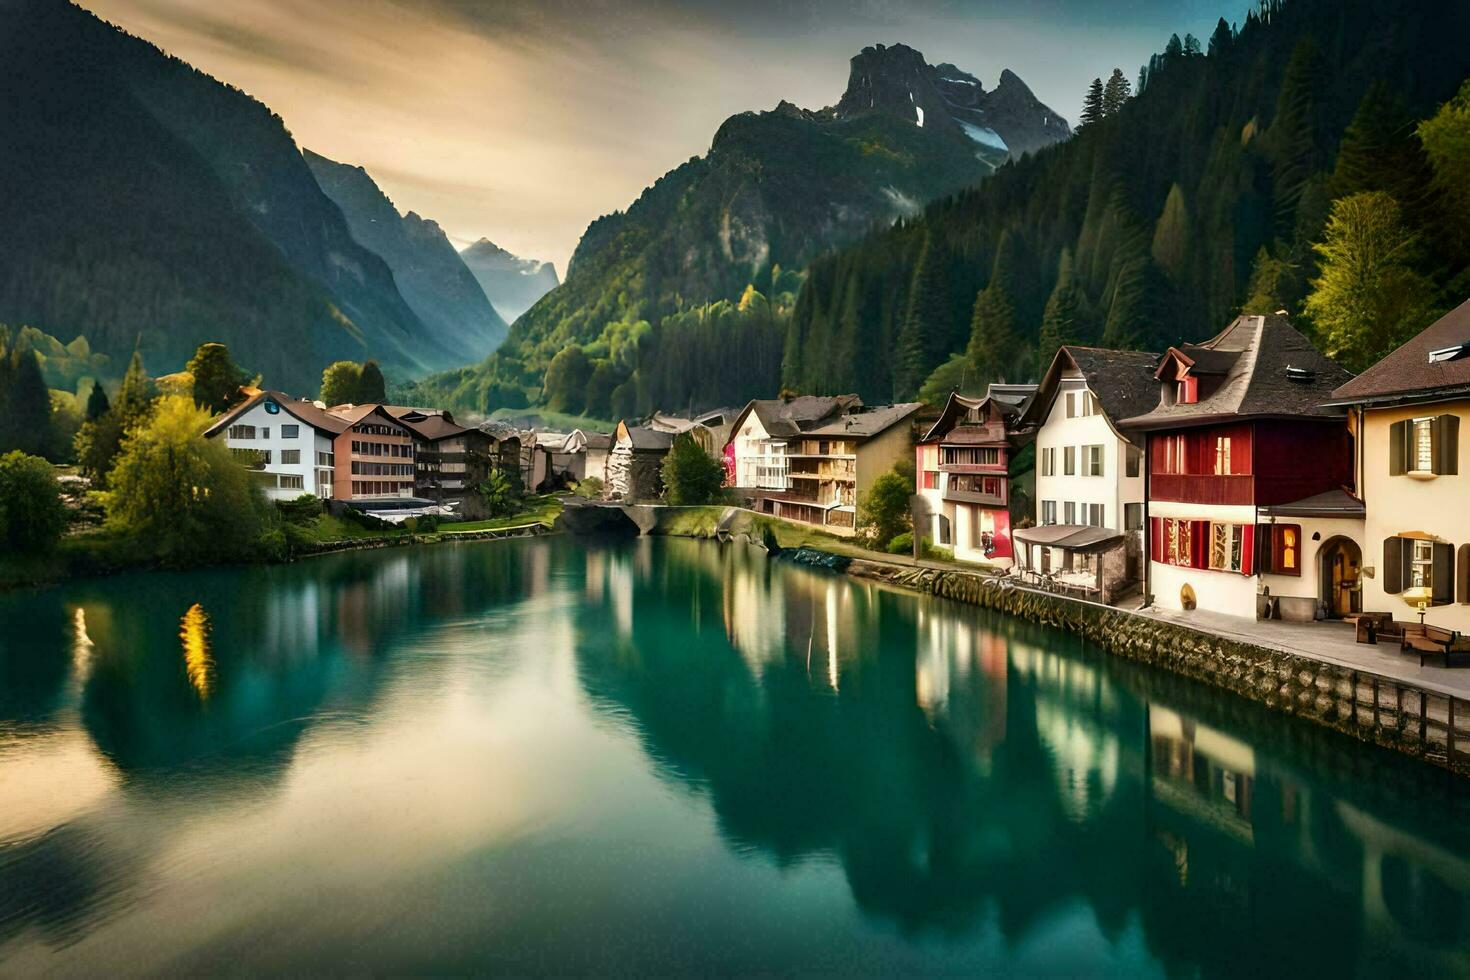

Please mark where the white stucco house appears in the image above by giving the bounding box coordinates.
[204,390,341,500]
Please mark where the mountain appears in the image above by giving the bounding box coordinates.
[304,151,508,355]
[417,43,1069,418]
[0,0,470,392]
[459,239,560,323]
[779,0,1470,403]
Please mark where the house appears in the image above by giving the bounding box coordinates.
[322,403,420,501]
[386,406,497,503]
[478,420,529,489]
[204,390,342,500]
[527,428,614,491]
[915,387,1037,565]
[727,396,921,535]
[646,408,738,458]
[1328,298,1470,631]
[566,429,614,485]
[1122,314,1356,621]
[1011,347,1160,602]
[604,421,676,500]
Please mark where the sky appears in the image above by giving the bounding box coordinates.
[82,0,1251,274]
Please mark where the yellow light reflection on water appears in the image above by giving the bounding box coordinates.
[181,603,215,700]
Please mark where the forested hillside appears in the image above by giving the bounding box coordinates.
[783,0,1470,402]
[415,44,1068,418]
[0,0,473,392]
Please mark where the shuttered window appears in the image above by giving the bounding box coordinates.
[1389,415,1460,476]
[1383,535,1457,604]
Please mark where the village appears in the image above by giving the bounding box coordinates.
[207,301,1470,653]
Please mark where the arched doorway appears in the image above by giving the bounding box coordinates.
[1319,536,1363,618]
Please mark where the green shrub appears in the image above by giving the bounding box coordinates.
[857,463,913,550]
[0,450,68,554]
[342,506,395,531]
[282,521,315,556]
[275,493,323,525]
[886,531,914,555]
[661,433,726,505]
[571,476,604,499]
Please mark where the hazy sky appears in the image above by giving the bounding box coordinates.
[82,0,1249,272]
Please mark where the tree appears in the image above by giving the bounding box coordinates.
[1101,69,1131,117]
[85,379,110,421]
[1183,33,1202,56]
[105,395,270,563]
[1241,246,1295,315]
[1418,79,1470,256]
[857,464,912,551]
[1207,17,1234,57]
[355,359,386,403]
[542,346,594,415]
[1150,183,1191,281]
[114,348,156,431]
[0,451,67,554]
[321,361,363,406]
[186,342,250,414]
[1304,192,1439,371]
[470,470,518,519]
[660,432,725,505]
[1038,249,1091,360]
[0,340,55,457]
[893,234,948,399]
[1164,33,1183,58]
[966,233,1027,385]
[1080,77,1105,127]
[47,391,82,463]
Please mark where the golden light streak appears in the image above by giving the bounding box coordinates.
[181,603,215,701]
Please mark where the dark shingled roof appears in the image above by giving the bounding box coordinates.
[204,390,350,437]
[1021,346,1160,429]
[619,426,676,451]
[1122,314,1352,429]
[1330,297,1470,404]
[733,394,864,439]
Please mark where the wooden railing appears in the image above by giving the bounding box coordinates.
[1149,473,1253,506]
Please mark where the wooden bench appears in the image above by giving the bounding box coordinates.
[1350,612,1394,644]
[1402,624,1462,668]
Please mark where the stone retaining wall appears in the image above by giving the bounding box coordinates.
[844,558,1470,779]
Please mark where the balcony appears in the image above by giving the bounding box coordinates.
[1149,473,1253,506]
[944,487,1006,507]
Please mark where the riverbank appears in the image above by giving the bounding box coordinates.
[610,502,1470,779]
[0,496,565,591]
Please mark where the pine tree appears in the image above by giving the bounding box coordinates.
[1101,69,1131,117]
[966,234,1026,385]
[186,342,250,415]
[2,343,55,457]
[114,349,156,433]
[1208,17,1234,57]
[85,379,110,421]
[355,359,386,404]
[1164,34,1183,59]
[1269,39,1329,240]
[1080,78,1105,127]
[1184,34,1202,57]
[1150,183,1191,281]
[894,234,948,399]
[1037,249,1091,363]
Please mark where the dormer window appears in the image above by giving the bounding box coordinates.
[1429,343,1470,363]
[1176,376,1198,404]
[1284,366,1315,383]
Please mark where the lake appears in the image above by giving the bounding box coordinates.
[2,536,1468,976]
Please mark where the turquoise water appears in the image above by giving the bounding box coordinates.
[1,536,1468,976]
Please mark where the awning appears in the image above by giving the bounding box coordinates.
[1258,488,1365,519]
[1012,524,1123,552]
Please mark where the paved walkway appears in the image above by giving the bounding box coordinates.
[1140,605,1470,700]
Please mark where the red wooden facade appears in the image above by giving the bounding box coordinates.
[1149,420,1350,507]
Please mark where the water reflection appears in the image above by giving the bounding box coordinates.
[0,537,1467,974]
[574,539,1470,974]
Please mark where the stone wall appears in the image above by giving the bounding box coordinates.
[844,558,1470,779]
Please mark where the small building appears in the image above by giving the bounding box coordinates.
[1328,298,1470,632]
[323,404,419,501]
[1122,313,1357,621]
[727,396,921,535]
[604,421,675,500]
[387,407,496,503]
[1011,346,1160,602]
[204,390,342,500]
[915,388,1037,565]
[478,420,528,490]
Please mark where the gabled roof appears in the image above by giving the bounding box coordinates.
[395,414,472,442]
[920,389,1035,445]
[728,394,864,440]
[801,402,922,438]
[325,402,417,433]
[1121,314,1352,430]
[1329,297,1470,405]
[204,390,350,438]
[614,420,677,451]
[1020,346,1160,430]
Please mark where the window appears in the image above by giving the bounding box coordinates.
[1065,392,1076,418]
[281,424,300,439]
[1177,376,1198,404]
[317,451,334,467]
[1041,447,1055,477]
[228,425,255,440]
[261,428,269,439]
[1124,503,1143,531]
[1276,524,1299,574]
[941,447,1001,467]
[982,477,1003,497]
[1064,501,1076,524]
[1389,415,1459,476]
[280,475,304,491]
[1213,436,1232,475]
[922,471,938,490]
[1063,446,1076,476]
[1411,539,1434,590]
[1167,518,1191,566]
[1085,503,1104,527]
[1155,434,1186,475]
[1126,446,1142,478]
[1210,522,1244,572]
[1042,500,1057,525]
[280,449,301,465]
[1086,445,1104,477]
[1081,391,1098,416]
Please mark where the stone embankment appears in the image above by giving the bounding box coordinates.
[842,557,1470,779]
